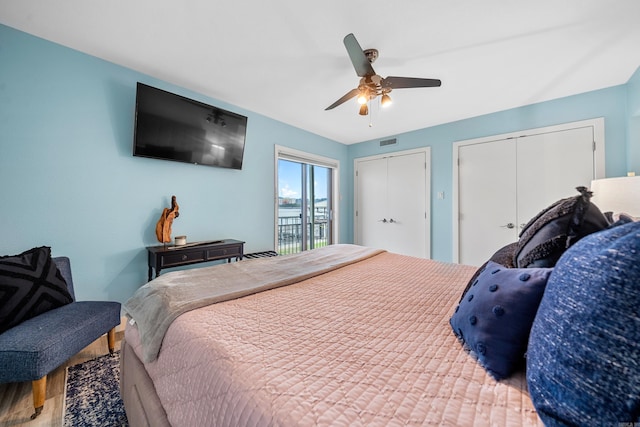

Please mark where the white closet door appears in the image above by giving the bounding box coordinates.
[355,149,430,258]
[457,122,599,266]
[387,152,427,258]
[458,139,518,266]
[516,126,596,227]
[356,157,389,250]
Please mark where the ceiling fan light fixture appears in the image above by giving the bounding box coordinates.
[381,93,392,107]
[324,33,441,117]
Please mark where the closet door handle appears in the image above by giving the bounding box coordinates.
[500,223,515,229]
[389,218,395,223]
[379,218,388,223]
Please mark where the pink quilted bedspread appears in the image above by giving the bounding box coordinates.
[125,251,542,426]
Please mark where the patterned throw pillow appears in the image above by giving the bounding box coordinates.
[514,187,609,268]
[450,261,552,380]
[0,246,73,333]
[527,221,640,425]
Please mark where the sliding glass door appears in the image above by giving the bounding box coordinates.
[275,147,337,255]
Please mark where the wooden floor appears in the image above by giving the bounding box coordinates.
[0,325,125,427]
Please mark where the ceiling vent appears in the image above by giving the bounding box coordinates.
[380,138,397,147]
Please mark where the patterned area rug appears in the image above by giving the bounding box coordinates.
[64,351,128,426]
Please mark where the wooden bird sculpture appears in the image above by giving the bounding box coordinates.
[155,195,180,243]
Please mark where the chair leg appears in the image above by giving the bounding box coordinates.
[107,327,116,354]
[30,376,46,419]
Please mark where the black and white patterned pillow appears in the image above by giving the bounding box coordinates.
[0,246,73,333]
[514,187,609,268]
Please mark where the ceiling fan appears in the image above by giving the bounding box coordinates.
[326,33,441,116]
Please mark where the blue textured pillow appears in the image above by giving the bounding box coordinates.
[527,221,640,426]
[450,261,552,380]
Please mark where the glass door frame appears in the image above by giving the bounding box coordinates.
[274,145,340,254]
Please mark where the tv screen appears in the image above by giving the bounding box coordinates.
[133,83,247,170]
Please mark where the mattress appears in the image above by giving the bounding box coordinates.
[123,248,542,426]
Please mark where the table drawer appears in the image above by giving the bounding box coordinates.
[207,245,242,259]
[161,251,205,267]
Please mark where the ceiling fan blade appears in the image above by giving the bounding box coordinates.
[382,76,442,89]
[325,88,360,110]
[343,33,375,77]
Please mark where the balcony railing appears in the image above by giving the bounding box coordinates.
[277,209,329,254]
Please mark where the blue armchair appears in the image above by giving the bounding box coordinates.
[0,256,121,419]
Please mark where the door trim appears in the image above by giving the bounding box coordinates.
[353,147,431,258]
[451,117,605,263]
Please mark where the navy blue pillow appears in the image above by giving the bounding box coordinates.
[450,261,552,380]
[527,221,640,426]
[458,242,518,304]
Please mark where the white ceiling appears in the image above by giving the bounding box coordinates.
[2,1,640,145]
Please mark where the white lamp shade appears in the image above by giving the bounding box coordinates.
[590,176,640,218]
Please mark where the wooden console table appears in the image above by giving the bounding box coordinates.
[147,239,245,281]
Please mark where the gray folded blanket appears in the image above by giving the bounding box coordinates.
[123,244,384,362]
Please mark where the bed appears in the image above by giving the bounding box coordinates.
[121,189,640,426]
[120,244,542,426]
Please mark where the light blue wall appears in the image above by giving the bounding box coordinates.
[347,82,633,262]
[627,66,640,172]
[0,24,348,303]
[2,23,637,303]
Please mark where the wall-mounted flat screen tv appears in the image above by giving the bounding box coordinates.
[133,82,247,170]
